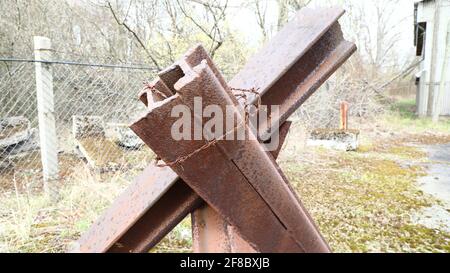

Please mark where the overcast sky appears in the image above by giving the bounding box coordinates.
[227,0,417,65]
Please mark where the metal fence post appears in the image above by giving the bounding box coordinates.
[34,36,59,195]
[340,101,349,130]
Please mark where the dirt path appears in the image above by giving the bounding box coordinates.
[413,143,450,232]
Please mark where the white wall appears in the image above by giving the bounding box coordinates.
[417,0,450,115]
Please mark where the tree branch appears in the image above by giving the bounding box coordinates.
[175,0,226,58]
[106,1,161,70]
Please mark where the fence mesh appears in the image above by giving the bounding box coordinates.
[0,56,157,192]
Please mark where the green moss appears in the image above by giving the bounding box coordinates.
[78,137,124,167]
[357,144,374,153]
[283,149,447,253]
[386,146,426,159]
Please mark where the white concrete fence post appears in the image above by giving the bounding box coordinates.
[34,36,59,195]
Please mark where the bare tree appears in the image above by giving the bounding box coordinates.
[249,0,311,42]
[253,0,268,41]
[105,0,162,70]
[175,0,229,58]
[343,0,406,73]
[277,0,311,31]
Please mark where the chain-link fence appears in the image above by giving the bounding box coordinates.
[0,52,158,193]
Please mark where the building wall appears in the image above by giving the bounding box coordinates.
[417,0,450,115]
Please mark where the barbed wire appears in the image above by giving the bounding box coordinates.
[152,87,261,168]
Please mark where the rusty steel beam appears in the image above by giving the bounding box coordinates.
[75,7,356,253]
[100,121,293,253]
[188,7,356,252]
[191,204,232,253]
[191,121,291,253]
[131,62,308,252]
[258,23,355,140]
[108,180,202,253]
[73,164,179,252]
[131,53,334,252]
[267,121,292,160]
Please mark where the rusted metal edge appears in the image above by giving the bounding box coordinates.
[192,121,292,253]
[109,180,202,253]
[192,203,232,253]
[259,25,356,140]
[72,164,179,253]
[266,121,292,160]
[102,122,292,253]
[130,59,332,252]
[228,7,346,99]
[74,45,223,253]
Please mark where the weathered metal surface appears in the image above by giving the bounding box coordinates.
[78,123,292,253]
[267,121,292,160]
[131,62,305,252]
[185,7,355,253]
[227,225,257,253]
[192,121,292,253]
[192,204,232,253]
[191,206,256,253]
[108,179,202,253]
[340,101,349,130]
[229,8,348,99]
[198,72,329,252]
[256,22,356,140]
[75,7,356,253]
[73,164,179,253]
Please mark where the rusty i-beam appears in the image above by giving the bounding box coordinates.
[73,7,356,253]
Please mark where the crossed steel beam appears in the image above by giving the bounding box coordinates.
[74,7,356,253]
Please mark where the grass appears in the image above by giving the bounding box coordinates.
[0,163,132,252]
[0,98,449,252]
[281,147,449,253]
[0,145,154,253]
[152,217,193,253]
[385,98,450,134]
[277,98,450,252]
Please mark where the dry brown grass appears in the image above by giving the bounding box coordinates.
[0,146,154,253]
